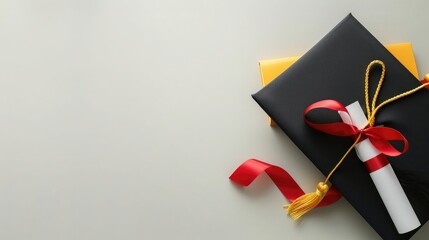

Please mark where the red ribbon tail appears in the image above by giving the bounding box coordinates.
[230,159,342,207]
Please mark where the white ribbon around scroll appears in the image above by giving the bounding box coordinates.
[338,101,420,234]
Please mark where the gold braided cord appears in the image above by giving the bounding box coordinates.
[368,82,429,125]
[323,133,362,185]
[365,60,386,126]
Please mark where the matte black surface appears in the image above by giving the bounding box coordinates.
[253,14,429,240]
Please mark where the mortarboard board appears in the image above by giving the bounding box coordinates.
[252,14,429,240]
[258,42,420,126]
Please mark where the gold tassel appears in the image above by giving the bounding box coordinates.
[283,133,362,220]
[284,182,329,220]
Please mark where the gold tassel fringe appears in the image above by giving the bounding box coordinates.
[284,182,329,220]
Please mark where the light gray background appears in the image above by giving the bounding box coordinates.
[0,1,428,239]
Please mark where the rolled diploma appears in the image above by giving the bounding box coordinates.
[339,101,420,234]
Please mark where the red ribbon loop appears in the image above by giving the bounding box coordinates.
[304,100,408,157]
[362,126,408,157]
[304,100,361,136]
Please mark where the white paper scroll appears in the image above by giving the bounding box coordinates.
[339,101,420,234]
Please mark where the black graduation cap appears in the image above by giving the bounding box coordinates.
[252,14,429,240]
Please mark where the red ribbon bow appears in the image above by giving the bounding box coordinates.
[304,99,409,157]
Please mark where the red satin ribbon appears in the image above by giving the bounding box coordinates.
[364,155,390,173]
[230,159,342,207]
[304,99,408,157]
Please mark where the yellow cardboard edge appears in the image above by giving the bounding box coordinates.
[385,43,419,79]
